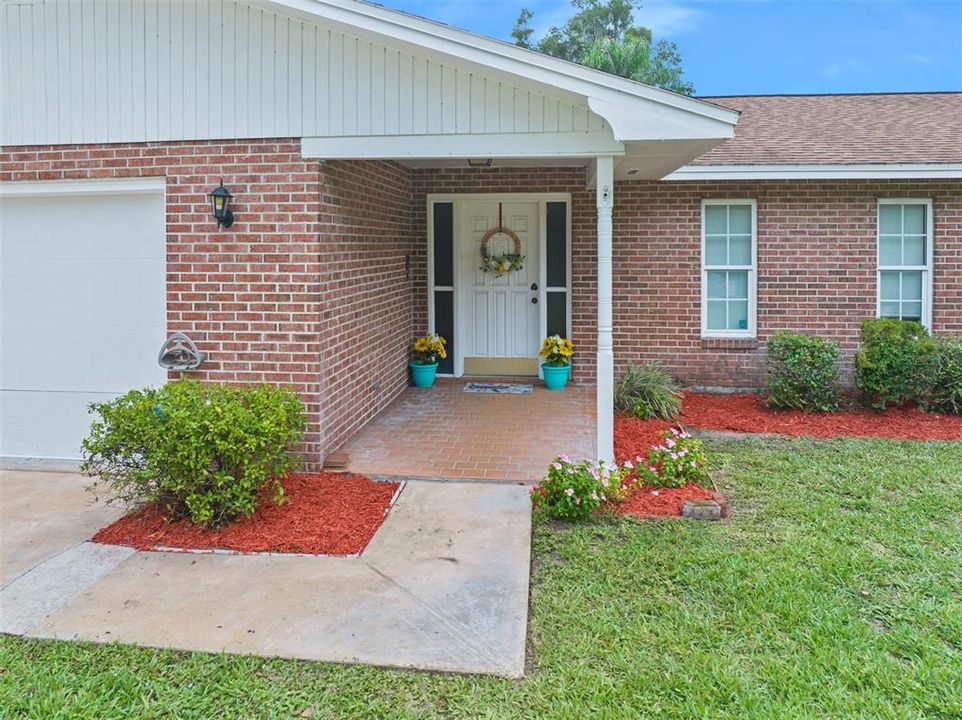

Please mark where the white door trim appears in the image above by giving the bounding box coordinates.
[427,192,572,378]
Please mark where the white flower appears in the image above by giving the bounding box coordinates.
[564,487,574,496]
[624,460,634,469]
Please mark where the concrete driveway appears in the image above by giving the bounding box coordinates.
[0,470,532,677]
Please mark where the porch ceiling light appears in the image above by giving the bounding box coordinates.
[467,158,493,168]
[207,180,235,228]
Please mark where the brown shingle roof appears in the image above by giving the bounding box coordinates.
[692,93,962,166]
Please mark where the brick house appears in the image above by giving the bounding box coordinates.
[1,0,959,468]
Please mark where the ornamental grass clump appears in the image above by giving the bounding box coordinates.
[765,331,840,412]
[82,379,306,529]
[411,333,447,364]
[539,335,575,366]
[532,455,632,521]
[614,363,681,420]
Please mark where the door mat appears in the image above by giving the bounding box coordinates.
[463,383,533,395]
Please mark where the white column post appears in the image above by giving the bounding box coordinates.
[595,156,615,463]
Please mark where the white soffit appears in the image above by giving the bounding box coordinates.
[664,163,962,181]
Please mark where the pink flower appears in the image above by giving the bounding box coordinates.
[552,462,562,470]
[648,466,657,474]
[575,497,582,505]
[559,454,571,463]
[690,460,697,468]
[652,490,660,496]
[589,467,600,480]
[564,487,574,496]
[666,438,676,449]
[671,453,679,460]
[624,460,634,469]
[602,477,610,488]
[591,492,599,501]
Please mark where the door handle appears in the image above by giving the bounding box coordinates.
[531,297,538,304]
[530,283,538,291]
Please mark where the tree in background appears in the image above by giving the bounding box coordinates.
[511,0,694,95]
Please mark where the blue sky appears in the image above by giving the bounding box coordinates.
[379,0,962,96]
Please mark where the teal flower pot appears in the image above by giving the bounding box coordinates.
[542,363,570,390]
[410,361,439,388]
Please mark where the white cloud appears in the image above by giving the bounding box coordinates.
[640,0,706,37]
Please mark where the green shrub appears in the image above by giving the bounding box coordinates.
[855,319,938,410]
[641,428,711,489]
[532,456,632,521]
[614,363,681,420]
[765,331,840,412]
[924,337,962,414]
[82,379,306,528]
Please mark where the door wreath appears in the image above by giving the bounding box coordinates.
[479,203,525,277]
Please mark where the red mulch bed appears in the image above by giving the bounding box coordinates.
[679,391,962,441]
[613,415,710,518]
[617,483,715,518]
[92,473,399,556]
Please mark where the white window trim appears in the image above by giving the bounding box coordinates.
[701,198,758,338]
[876,198,934,330]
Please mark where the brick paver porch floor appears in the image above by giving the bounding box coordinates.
[339,380,596,483]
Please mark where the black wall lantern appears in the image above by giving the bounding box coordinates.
[207,180,234,228]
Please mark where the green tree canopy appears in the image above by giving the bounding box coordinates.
[511,0,694,95]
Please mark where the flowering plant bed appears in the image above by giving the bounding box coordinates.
[92,473,400,556]
[679,392,962,441]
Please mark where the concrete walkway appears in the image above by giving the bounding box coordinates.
[0,470,532,677]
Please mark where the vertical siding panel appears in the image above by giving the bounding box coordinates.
[355,39,371,135]
[469,73,484,134]
[117,0,133,140]
[426,61,442,134]
[99,0,117,140]
[327,31,342,135]
[17,5,33,144]
[181,1,198,139]
[411,56,427,134]
[259,10,274,136]
[168,0,183,138]
[288,18,302,136]
[483,78,499,133]
[442,65,458,134]
[513,87,528,133]
[157,0,172,141]
[528,92,544,133]
[315,27,330,135]
[4,5,20,143]
[144,2,162,140]
[92,0,110,138]
[572,104,588,132]
[235,3,250,138]
[56,1,74,140]
[106,0,122,140]
[274,15,289,137]
[544,97,559,133]
[130,0,146,139]
[195,1,211,139]
[341,35,357,135]
[383,48,399,135]
[397,51,413,135]
[42,1,60,141]
[369,43,385,135]
[499,83,514,133]
[221,0,236,137]
[301,20,316,135]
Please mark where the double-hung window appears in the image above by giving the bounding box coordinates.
[702,199,757,337]
[877,199,933,328]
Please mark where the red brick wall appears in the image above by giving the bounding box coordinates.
[316,160,416,452]
[412,171,962,389]
[0,141,416,466]
[612,179,962,387]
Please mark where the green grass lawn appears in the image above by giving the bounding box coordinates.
[3,438,961,719]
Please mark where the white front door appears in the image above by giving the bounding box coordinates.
[458,200,541,376]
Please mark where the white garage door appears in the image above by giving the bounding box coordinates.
[1,178,167,460]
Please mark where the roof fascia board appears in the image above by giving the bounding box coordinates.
[301,131,626,159]
[663,163,962,180]
[263,0,739,135]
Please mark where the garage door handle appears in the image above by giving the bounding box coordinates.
[531,297,538,304]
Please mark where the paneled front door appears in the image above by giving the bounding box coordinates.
[458,200,541,376]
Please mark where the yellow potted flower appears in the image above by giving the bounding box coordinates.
[539,335,574,390]
[410,333,447,387]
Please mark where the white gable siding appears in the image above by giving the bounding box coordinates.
[0,0,606,146]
